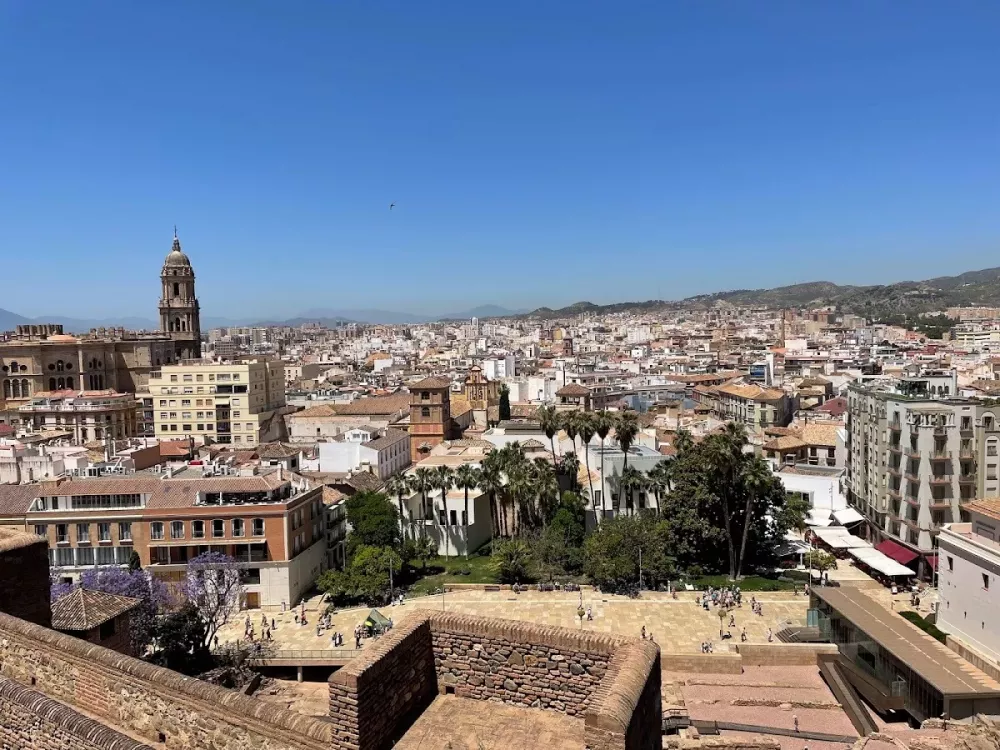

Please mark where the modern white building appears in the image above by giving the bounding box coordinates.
[317,425,410,479]
[937,499,1000,663]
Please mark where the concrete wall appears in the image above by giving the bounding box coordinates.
[0,676,153,750]
[737,643,839,666]
[659,653,743,674]
[0,530,52,627]
[937,528,1000,663]
[0,612,331,750]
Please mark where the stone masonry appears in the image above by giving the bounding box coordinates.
[0,675,153,750]
[0,529,52,628]
[329,611,661,750]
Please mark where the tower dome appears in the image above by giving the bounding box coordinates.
[163,233,192,268]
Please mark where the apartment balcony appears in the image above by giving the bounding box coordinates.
[933,425,948,437]
[959,473,977,485]
[887,488,902,501]
[929,500,952,511]
[904,472,921,483]
[887,444,902,455]
[960,425,975,436]
[960,447,977,459]
[887,466,902,478]
[928,475,950,486]
[905,448,921,461]
[888,421,902,432]
[903,495,920,507]
[929,450,952,461]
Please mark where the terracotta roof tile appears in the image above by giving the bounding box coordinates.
[51,588,141,631]
[409,376,452,390]
[555,383,590,396]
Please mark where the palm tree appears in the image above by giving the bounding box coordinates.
[479,452,504,539]
[674,428,694,455]
[385,473,412,539]
[537,405,560,457]
[433,465,454,529]
[412,467,436,536]
[560,451,581,493]
[619,465,645,516]
[575,411,597,521]
[531,457,560,525]
[594,411,614,521]
[646,459,672,513]
[562,410,579,455]
[615,411,640,511]
[453,464,481,558]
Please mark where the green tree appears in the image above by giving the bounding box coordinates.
[344,491,401,559]
[575,412,597,517]
[492,538,532,583]
[619,465,646,516]
[316,545,403,605]
[537,405,560,457]
[499,384,511,422]
[479,453,504,539]
[453,463,481,558]
[412,467,436,535]
[646,459,672,509]
[613,411,640,513]
[561,410,579,454]
[128,550,142,572]
[594,411,614,523]
[150,603,212,676]
[385,473,413,539]
[583,515,674,592]
[804,549,836,573]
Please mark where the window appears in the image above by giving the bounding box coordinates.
[984,573,990,590]
[232,518,245,537]
[197,424,204,431]
[181,399,191,407]
[119,522,132,541]
[421,407,430,418]
[159,400,167,406]
[252,518,265,536]
[34,524,46,538]
[421,391,430,400]
[150,522,164,540]
[192,520,205,539]
[232,398,241,406]
[212,519,225,538]
[196,374,204,382]
[98,523,111,542]
[170,375,178,383]
[170,425,178,432]
[947,556,954,572]
[171,520,184,539]
[56,524,68,544]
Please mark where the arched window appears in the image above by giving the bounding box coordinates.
[181,319,187,332]
[48,378,56,391]
[173,282,180,297]
[2,380,9,398]
[65,377,74,390]
[11,380,20,398]
[175,317,181,332]
[57,378,65,390]
[56,360,64,372]
[9,361,17,372]
[20,379,29,397]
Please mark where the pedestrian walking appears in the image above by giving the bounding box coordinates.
[793,715,799,733]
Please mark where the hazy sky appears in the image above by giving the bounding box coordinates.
[2,1,1000,319]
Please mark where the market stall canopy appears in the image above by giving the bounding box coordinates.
[811,526,871,549]
[876,539,919,565]
[849,546,915,577]
[833,507,865,525]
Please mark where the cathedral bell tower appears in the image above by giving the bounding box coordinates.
[158,230,202,360]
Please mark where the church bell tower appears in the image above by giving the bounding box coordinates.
[158,230,202,360]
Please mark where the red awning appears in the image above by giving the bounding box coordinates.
[925,554,938,571]
[876,539,919,565]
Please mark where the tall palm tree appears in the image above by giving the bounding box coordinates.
[412,467,436,537]
[533,460,561,525]
[594,411,614,522]
[615,411,640,511]
[562,410,579,455]
[433,465,454,528]
[536,405,560,457]
[453,464,480,558]
[478,454,504,540]
[619,465,645,516]
[674,428,694,455]
[385,473,413,539]
[646,459,672,513]
[575,411,597,521]
[560,452,581,493]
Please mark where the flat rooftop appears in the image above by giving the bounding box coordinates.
[812,587,1000,697]
[394,695,583,750]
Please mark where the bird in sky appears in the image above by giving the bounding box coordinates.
[389,202,395,210]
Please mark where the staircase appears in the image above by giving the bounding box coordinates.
[819,655,878,736]
[775,626,822,643]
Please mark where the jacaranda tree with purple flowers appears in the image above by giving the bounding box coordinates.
[182,551,243,648]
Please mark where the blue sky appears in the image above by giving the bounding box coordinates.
[2,2,1000,320]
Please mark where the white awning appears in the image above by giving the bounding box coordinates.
[848,547,914,577]
[811,527,871,549]
[833,508,865,525]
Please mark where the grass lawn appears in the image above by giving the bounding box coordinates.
[406,554,499,595]
[688,574,798,592]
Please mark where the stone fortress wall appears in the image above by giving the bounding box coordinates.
[0,527,661,750]
[329,611,662,750]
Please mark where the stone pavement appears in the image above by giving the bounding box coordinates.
[217,589,810,655]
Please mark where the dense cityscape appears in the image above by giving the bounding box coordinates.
[4,4,1000,750]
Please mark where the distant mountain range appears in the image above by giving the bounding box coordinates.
[0,305,528,333]
[526,266,1000,320]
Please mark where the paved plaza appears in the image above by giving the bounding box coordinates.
[219,588,811,655]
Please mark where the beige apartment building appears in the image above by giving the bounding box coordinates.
[19,390,139,443]
[148,360,286,446]
[847,372,1000,577]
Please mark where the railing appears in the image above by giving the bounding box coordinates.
[929,450,952,460]
[20,402,134,412]
[261,649,358,660]
[959,473,977,484]
[960,447,976,458]
[928,475,950,485]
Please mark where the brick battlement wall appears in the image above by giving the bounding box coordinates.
[328,611,661,750]
[0,675,153,750]
[0,611,334,750]
[0,529,52,628]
